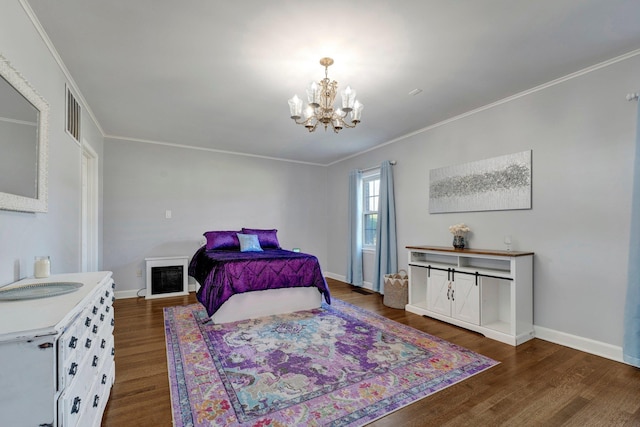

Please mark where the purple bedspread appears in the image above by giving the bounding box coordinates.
[189,247,331,316]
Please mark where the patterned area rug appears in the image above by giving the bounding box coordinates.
[164,299,498,426]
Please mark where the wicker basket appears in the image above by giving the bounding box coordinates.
[383,269,408,309]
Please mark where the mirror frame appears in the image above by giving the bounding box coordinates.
[0,54,49,213]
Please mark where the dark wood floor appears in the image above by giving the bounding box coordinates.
[102,278,640,426]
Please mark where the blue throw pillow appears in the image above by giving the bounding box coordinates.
[237,233,263,252]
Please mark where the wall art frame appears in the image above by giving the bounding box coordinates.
[429,150,531,213]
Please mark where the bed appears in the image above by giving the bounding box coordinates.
[188,228,331,323]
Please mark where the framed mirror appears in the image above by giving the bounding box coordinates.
[0,54,49,213]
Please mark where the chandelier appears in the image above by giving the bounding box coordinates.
[288,57,363,133]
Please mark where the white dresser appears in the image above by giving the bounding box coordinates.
[0,271,115,427]
[406,246,534,346]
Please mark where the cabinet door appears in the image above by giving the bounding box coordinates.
[427,269,451,316]
[452,274,480,325]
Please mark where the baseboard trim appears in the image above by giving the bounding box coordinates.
[533,326,624,364]
[115,289,140,299]
[116,284,198,300]
[324,272,374,291]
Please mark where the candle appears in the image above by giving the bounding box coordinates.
[34,256,50,278]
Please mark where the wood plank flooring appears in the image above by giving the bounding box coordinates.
[102,278,640,426]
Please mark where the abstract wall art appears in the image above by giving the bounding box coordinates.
[429,150,532,213]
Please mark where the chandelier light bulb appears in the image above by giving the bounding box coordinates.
[288,95,302,119]
[288,57,363,133]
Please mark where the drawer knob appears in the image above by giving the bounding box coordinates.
[69,362,78,376]
[69,336,78,349]
[71,397,81,414]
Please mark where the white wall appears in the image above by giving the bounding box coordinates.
[103,138,328,295]
[326,53,640,352]
[0,1,104,285]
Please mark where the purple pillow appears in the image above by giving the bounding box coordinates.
[203,230,241,250]
[241,228,281,249]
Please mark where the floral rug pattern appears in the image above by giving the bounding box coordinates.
[164,299,498,426]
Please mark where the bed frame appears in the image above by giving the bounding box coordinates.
[209,287,322,324]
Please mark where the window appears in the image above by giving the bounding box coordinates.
[362,172,380,248]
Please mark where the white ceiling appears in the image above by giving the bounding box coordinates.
[25,0,640,165]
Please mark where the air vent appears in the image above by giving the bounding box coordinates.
[66,86,80,142]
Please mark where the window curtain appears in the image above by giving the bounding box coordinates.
[373,161,397,294]
[624,102,640,368]
[346,169,363,286]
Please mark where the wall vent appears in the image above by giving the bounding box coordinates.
[65,85,80,142]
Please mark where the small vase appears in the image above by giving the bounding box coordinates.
[453,235,465,249]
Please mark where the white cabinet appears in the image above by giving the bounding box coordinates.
[406,246,533,346]
[0,271,115,427]
[425,268,479,324]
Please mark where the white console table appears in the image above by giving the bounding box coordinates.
[406,246,534,346]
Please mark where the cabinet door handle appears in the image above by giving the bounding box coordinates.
[101,339,106,349]
[85,338,92,349]
[69,336,78,349]
[92,355,99,367]
[92,306,98,315]
[93,395,100,408]
[69,362,78,376]
[92,325,99,334]
[451,289,455,301]
[446,289,450,300]
[101,374,108,384]
[85,317,92,327]
[71,397,81,414]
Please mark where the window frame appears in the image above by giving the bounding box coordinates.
[362,170,380,251]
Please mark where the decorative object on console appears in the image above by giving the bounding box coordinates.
[34,255,51,278]
[449,223,470,249]
[164,299,497,427]
[288,57,363,133]
[430,150,532,213]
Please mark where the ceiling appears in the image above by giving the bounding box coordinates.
[25,0,640,165]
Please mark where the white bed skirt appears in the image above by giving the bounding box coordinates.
[211,287,323,324]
